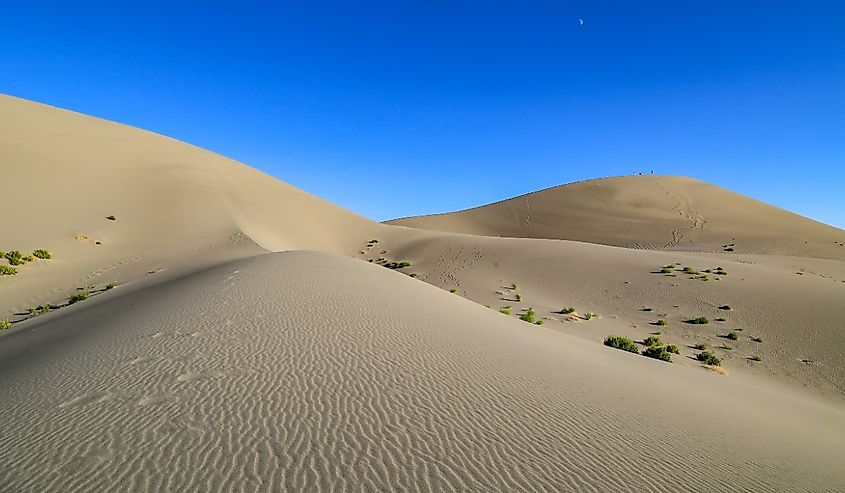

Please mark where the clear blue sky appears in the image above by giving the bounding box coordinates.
[2,1,843,228]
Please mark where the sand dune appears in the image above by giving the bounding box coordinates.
[2,252,844,492]
[388,175,845,259]
[3,95,845,491]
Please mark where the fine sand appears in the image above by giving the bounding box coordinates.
[3,94,845,491]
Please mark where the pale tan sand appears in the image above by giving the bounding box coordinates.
[388,175,845,260]
[1,252,844,492]
[3,95,845,491]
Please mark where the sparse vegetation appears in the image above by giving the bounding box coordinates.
[449,288,457,293]
[643,345,672,362]
[4,250,23,266]
[105,283,116,290]
[721,344,733,350]
[0,320,11,330]
[604,335,639,354]
[106,215,116,221]
[693,343,708,351]
[688,316,709,325]
[499,306,511,315]
[726,331,739,340]
[643,335,663,347]
[514,293,522,302]
[511,283,518,290]
[655,319,667,326]
[0,265,17,276]
[719,305,732,311]
[535,320,544,325]
[697,351,721,366]
[660,267,673,274]
[32,249,52,260]
[584,312,597,320]
[666,344,680,354]
[751,336,763,343]
[682,266,700,275]
[519,308,536,323]
[68,290,90,304]
[560,307,576,314]
[396,261,412,268]
[750,355,763,361]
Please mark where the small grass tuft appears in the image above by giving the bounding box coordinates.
[751,336,763,343]
[560,307,576,314]
[584,312,597,320]
[68,290,90,304]
[643,335,663,347]
[499,306,511,315]
[660,267,673,273]
[726,331,739,340]
[604,335,639,354]
[105,282,116,290]
[643,345,672,362]
[0,265,17,276]
[693,343,708,350]
[687,316,709,325]
[721,343,733,350]
[697,351,721,366]
[106,215,116,221]
[666,344,680,354]
[0,320,11,330]
[514,293,522,302]
[535,320,544,325]
[449,288,457,293]
[655,319,667,326]
[4,250,23,266]
[750,355,763,361]
[32,249,52,260]
[396,261,412,268]
[519,308,536,323]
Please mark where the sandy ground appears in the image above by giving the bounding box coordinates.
[388,175,845,260]
[3,95,845,491]
[2,252,844,492]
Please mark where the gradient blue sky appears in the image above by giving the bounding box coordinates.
[2,1,843,227]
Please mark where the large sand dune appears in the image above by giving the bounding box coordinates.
[388,176,845,259]
[2,252,844,492]
[3,95,845,491]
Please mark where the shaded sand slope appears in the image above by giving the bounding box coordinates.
[388,176,845,259]
[1,252,844,492]
[368,229,845,400]
[0,95,379,315]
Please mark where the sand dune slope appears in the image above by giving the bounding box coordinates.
[1,252,844,492]
[0,95,380,315]
[388,176,845,259]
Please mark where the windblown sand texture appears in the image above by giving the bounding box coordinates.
[2,95,845,491]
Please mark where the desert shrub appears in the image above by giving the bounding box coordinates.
[368,239,379,244]
[666,344,680,354]
[726,331,739,340]
[535,320,544,325]
[0,320,11,330]
[694,343,708,350]
[660,267,673,273]
[688,317,709,324]
[106,215,116,221]
[0,265,17,276]
[719,305,732,311]
[584,312,597,320]
[604,335,639,354]
[68,290,90,304]
[697,351,721,366]
[715,317,726,322]
[22,255,33,262]
[38,304,52,313]
[32,249,52,259]
[449,288,457,293]
[655,319,667,326]
[682,266,699,275]
[643,335,662,347]
[28,307,37,314]
[750,355,763,361]
[514,293,522,302]
[751,336,763,343]
[643,345,672,362]
[105,283,116,290]
[499,307,511,315]
[520,308,536,323]
[641,307,653,312]
[4,250,23,266]
[397,261,412,268]
[560,307,575,314]
[721,344,733,350]
[409,273,418,278]
[724,247,734,252]
[511,283,518,290]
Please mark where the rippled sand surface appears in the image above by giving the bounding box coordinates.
[2,252,843,492]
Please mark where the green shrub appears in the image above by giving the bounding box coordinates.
[693,343,708,350]
[721,344,733,350]
[682,266,699,275]
[535,320,544,325]
[584,312,597,320]
[660,267,673,274]
[0,265,17,276]
[666,344,680,354]
[726,331,739,340]
[643,335,663,347]
[688,317,709,324]
[105,283,116,290]
[397,261,412,268]
[106,215,116,221]
[22,255,33,262]
[604,335,639,354]
[514,293,522,302]
[519,308,536,323]
[38,304,52,313]
[499,307,511,315]
[4,250,23,266]
[0,320,11,330]
[697,351,721,366]
[750,355,763,361]
[655,319,667,326]
[68,290,90,304]
[751,336,762,343]
[32,249,52,260]
[643,345,672,362]
[560,307,575,314]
